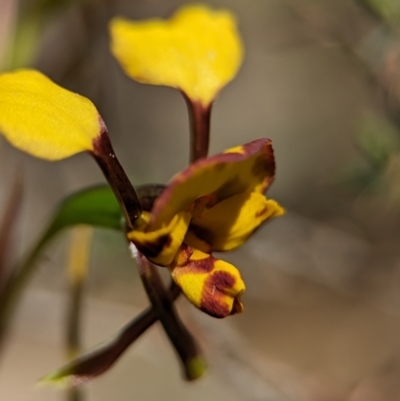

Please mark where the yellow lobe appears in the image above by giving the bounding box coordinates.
[127,211,192,266]
[170,247,245,318]
[109,4,243,106]
[0,69,101,160]
[191,192,285,251]
[223,145,245,154]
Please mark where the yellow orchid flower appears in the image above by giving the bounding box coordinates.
[0,69,102,160]
[128,139,285,318]
[109,4,243,106]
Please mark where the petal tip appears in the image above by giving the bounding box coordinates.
[0,69,101,161]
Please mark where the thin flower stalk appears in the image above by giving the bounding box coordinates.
[65,227,93,401]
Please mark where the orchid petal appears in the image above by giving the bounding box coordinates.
[127,211,191,266]
[170,246,245,318]
[191,192,285,251]
[109,4,243,106]
[150,138,275,230]
[0,69,101,160]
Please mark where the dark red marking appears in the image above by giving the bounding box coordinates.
[138,234,171,260]
[255,206,269,218]
[200,271,237,319]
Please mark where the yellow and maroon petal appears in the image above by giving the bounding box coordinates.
[170,246,245,318]
[191,192,285,251]
[149,138,275,230]
[0,69,101,160]
[127,211,191,266]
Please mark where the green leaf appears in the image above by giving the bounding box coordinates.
[23,184,124,284]
[356,114,400,169]
[360,0,400,20]
[0,185,122,341]
[45,185,123,236]
[339,159,384,195]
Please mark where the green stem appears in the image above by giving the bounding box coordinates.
[0,232,50,351]
[66,268,85,401]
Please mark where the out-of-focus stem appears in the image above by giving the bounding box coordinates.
[0,235,47,351]
[0,0,18,68]
[0,169,23,293]
[65,227,92,401]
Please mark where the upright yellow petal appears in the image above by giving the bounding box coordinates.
[0,69,101,160]
[110,4,243,105]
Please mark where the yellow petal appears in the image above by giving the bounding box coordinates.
[150,138,275,230]
[170,246,245,318]
[127,211,191,266]
[109,4,243,105]
[191,192,284,251]
[0,69,101,160]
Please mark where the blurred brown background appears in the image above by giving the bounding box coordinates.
[2,0,400,400]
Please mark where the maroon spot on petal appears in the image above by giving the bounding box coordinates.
[211,270,236,289]
[184,254,215,274]
[251,154,275,181]
[175,245,193,267]
[172,248,216,278]
[200,296,230,319]
[213,176,245,202]
[200,271,237,319]
[138,234,171,259]
[255,206,269,218]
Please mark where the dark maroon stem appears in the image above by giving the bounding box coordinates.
[132,247,204,380]
[51,283,181,386]
[184,96,212,163]
[91,127,141,230]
